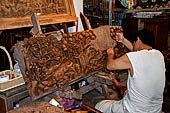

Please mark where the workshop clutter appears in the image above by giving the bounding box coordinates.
[0,46,25,92]
[8,101,101,113]
[8,101,69,113]
[65,102,102,113]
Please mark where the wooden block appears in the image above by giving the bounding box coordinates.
[96,86,103,94]
[95,75,114,85]
[86,76,96,83]
[77,82,101,95]
[102,85,111,99]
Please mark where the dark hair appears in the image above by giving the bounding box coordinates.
[134,29,155,48]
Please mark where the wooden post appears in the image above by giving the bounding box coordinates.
[0,95,7,113]
[109,0,112,25]
[62,23,68,33]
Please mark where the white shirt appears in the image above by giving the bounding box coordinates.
[124,49,166,113]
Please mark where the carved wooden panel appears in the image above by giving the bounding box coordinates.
[0,0,76,30]
[13,26,127,100]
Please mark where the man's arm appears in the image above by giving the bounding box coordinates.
[116,33,133,51]
[107,48,131,70]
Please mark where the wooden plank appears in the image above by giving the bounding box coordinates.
[13,44,25,76]
[2,84,27,97]
[77,82,101,95]
[30,13,42,37]
[0,0,77,30]
[80,12,92,30]
[86,76,96,83]
[126,7,170,13]
[95,74,114,85]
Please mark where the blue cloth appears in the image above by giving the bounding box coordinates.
[112,9,126,26]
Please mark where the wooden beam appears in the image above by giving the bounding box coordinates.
[80,12,92,30]
[77,82,101,95]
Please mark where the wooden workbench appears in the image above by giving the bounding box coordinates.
[0,84,29,113]
[0,71,118,113]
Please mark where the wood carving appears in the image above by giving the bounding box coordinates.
[14,25,128,99]
[0,0,76,30]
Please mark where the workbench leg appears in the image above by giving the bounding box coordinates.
[0,95,7,113]
[96,86,103,94]
[6,90,29,111]
[62,23,68,33]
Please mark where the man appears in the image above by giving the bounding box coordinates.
[95,29,166,113]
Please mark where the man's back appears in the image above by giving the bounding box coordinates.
[125,49,166,113]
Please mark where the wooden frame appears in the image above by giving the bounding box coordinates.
[0,0,76,30]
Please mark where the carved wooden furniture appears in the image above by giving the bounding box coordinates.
[0,0,76,70]
[0,0,76,30]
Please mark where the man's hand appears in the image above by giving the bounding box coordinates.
[107,48,114,56]
[116,33,124,43]
[111,72,116,81]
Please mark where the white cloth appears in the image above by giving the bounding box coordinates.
[95,99,129,113]
[125,49,166,113]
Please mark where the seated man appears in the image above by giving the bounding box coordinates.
[95,29,166,113]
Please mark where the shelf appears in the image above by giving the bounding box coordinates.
[127,7,170,13]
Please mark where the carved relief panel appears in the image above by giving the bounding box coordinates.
[0,0,76,30]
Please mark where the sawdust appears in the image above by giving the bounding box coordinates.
[7,101,69,113]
